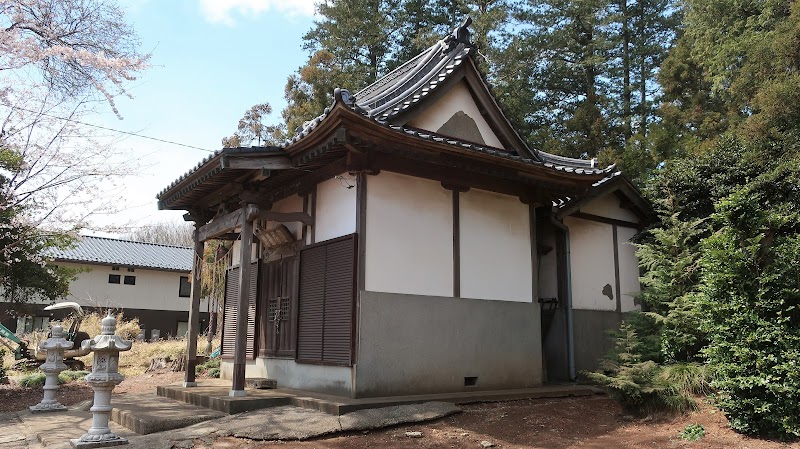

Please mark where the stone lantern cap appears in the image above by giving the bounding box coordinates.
[81,313,133,352]
[39,324,74,351]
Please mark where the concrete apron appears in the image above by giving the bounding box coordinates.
[0,383,601,448]
[158,379,600,415]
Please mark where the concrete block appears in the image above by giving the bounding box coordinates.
[245,378,277,389]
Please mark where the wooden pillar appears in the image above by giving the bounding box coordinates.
[230,211,254,396]
[184,229,205,387]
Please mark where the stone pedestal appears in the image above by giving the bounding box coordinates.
[70,313,132,448]
[30,324,74,413]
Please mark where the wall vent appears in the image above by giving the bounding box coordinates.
[464,376,478,387]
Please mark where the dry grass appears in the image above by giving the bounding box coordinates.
[3,312,220,378]
[65,312,142,340]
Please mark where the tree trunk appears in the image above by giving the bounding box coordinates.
[621,0,632,140]
[639,0,648,135]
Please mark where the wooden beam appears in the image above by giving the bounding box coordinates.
[220,155,292,170]
[612,225,622,314]
[198,209,244,242]
[356,173,367,292]
[570,211,642,230]
[301,194,309,245]
[251,210,314,226]
[231,213,254,396]
[452,189,460,298]
[310,185,317,244]
[529,205,537,304]
[332,127,363,155]
[183,229,204,387]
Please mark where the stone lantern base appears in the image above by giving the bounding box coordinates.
[69,435,128,449]
[29,402,68,413]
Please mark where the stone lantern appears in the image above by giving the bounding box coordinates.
[71,312,132,448]
[30,323,73,413]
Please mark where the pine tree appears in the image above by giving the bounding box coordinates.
[506,0,616,158]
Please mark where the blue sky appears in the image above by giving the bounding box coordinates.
[93,0,317,229]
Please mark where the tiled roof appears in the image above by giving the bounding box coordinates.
[48,236,193,272]
[284,19,610,174]
[355,35,473,122]
[157,146,285,201]
[552,171,623,208]
[158,19,616,205]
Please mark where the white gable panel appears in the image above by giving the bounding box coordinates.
[406,81,505,149]
[580,193,640,223]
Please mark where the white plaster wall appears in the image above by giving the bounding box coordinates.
[315,174,357,243]
[407,81,505,149]
[58,262,207,312]
[580,193,640,222]
[564,217,617,311]
[538,225,559,300]
[459,189,532,302]
[365,171,453,297]
[617,226,642,312]
[230,240,259,266]
[222,358,353,396]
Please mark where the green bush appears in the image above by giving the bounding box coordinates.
[679,424,705,441]
[0,349,7,384]
[58,370,89,384]
[699,162,800,439]
[196,357,221,376]
[18,372,46,387]
[584,323,696,414]
[207,367,220,378]
[18,369,89,387]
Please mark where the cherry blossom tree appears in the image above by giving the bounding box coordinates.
[0,0,150,307]
[0,0,150,115]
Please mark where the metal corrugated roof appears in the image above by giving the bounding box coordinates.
[48,236,192,272]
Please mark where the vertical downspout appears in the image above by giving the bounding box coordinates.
[550,215,576,382]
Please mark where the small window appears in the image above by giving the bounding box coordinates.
[108,274,121,284]
[124,275,136,285]
[111,266,120,271]
[179,276,191,297]
[127,267,135,272]
[16,316,50,333]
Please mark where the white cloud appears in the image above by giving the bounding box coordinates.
[199,0,317,25]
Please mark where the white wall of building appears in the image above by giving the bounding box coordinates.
[617,226,641,312]
[460,189,532,302]
[407,81,505,149]
[58,261,206,312]
[580,193,640,222]
[270,194,304,240]
[230,240,259,266]
[564,216,617,311]
[365,171,454,297]
[315,174,357,243]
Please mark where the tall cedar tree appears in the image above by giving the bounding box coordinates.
[658,0,800,150]
[507,0,616,158]
[282,0,512,138]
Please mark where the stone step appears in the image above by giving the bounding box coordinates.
[156,385,292,414]
[110,394,226,435]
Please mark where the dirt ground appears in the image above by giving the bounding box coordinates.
[3,371,799,448]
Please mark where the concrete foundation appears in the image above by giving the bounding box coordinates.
[221,357,353,397]
[572,309,623,375]
[355,291,542,397]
